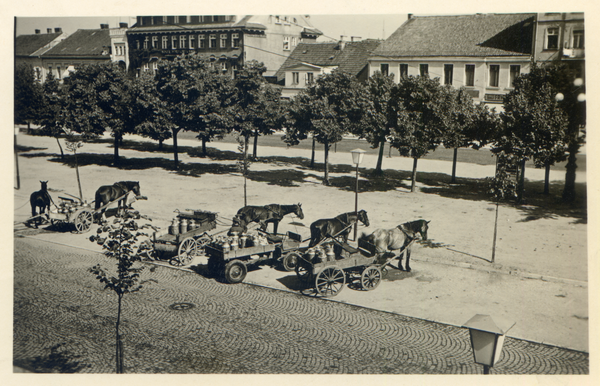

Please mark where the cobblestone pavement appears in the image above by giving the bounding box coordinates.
[13,236,589,374]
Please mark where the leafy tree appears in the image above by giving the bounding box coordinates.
[89,209,154,373]
[250,84,285,159]
[285,70,365,185]
[388,75,446,192]
[37,73,66,159]
[497,65,569,198]
[14,63,44,127]
[359,71,396,175]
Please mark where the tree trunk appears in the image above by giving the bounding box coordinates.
[74,151,83,202]
[374,136,385,175]
[410,157,418,192]
[310,136,316,169]
[562,138,579,203]
[244,134,249,206]
[158,139,163,151]
[323,142,330,186]
[544,164,551,195]
[202,138,207,156]
[56,137,64,160]
[116,293,123,374]
[253,132,258,159]
[451,147,458,183]
[114,134,120,166]
[172,128,179,169]
[517,159,526,203]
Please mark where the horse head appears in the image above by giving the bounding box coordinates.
[295,203,304,219]
[358,210,369,227]
[420,220,430,240]
[40,181,48,191]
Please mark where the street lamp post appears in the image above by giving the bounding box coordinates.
[463,314,515,374]
[351,149,366,241]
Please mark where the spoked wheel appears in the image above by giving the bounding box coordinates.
[224,260,247,284]
[72,210,93,234]
[194,234,212,256]
[315,266,346,297]
[295,258,313,284]
[282,251,301,272]
[360,266,382,291]
[171,237,198,266]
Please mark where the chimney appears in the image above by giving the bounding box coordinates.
[339,35,346,50]
[119,22,128,28]
[408,14,413,20]
[351,36,362,42]
[100,24,109,29]
[47,28,52,34]
[35,29,40,34]
[54,27,62,33]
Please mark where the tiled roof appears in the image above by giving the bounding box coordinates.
[372,13,535,58]
[15,33,62,56]
[43,29,111,57]
[275,39,382,82]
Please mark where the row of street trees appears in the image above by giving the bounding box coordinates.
[15,55,584,202]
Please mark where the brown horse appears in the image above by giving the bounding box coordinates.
[236,203,304,233]
[30,180,51,227]
[359,220,430,272]
[94,181,141,223]
[309,210,369,247]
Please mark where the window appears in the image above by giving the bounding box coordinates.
[34,67,42,82]
[143,37,149,49]
[419,64,428,76]
[198,34,205,48]
[573,30,584,49]
[220,62,227,72]
[162,36,168,49]
[232,33,240,48]
[305,72,314,85]
[489,65,500,87]
[275,16,281,24]
[292,37,297,47]
[213,16,219,22]
[152,36,158,49]
[143,63,149,72]
[136,40,140,49]
[509,65,520,87]
[546,27,559,50]
[209,34,216,48]
[444,64,453,85]
[380,63,389,76]
[56,66,61,80]
[189,35,195,49]
[180,35,186,49]
[152,62,158,72]
[172,36,177,49]
[174,16,179,24]
[400,64,408,79]
[220,34,227,48]
[283,36,290,50]
[292,72,299,84]
[465,64,475,87]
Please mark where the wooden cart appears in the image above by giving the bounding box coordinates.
[152,210,218,266]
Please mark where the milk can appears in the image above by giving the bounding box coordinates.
[179,218,187,234]
[187,219,196,231]
[239,236,248,248]
[169,218,179,235]
[326,244,335,261]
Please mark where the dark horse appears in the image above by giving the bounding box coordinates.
[359,220,430,272]
[309,210,370,247]
[94,181,141,223]
[236,203,304,233]
[30,180,51,227]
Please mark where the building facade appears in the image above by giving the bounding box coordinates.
[126,15,322,79]
[15,28,66,82]
[368,13,537,110]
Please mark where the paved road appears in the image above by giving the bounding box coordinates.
[13,236,588,374]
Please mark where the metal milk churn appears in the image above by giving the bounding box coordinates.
[169,218,179,235]
[326,244,335,261]
[188,219,196,231]
[179,218,188,234]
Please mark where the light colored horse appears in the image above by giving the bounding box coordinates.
[359,220,429,272]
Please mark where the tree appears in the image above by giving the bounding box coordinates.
[250,85,285,159]
[498,65,569,198]
[89,210,154,373]
[388,75,446,192]
[37,73,66,159]
[358,71,396,175]
[14,63,44,128]
[285,70,365,185]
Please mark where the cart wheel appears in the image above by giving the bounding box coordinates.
[360,266,382,291]
[295,259,312,284]
[282,251,301,272]
[224,260,247,284]
[73,210,93,234]
[177,237,198,264]
[315,266,346,297]
[194,234,212,256]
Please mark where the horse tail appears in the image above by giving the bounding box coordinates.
[95,189,103,210]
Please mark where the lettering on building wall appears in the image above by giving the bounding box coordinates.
[485,93,504,102]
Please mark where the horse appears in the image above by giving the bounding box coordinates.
[94,181,141,223]
[228,215,248,236]
[309,210,369,247]
[236,203,304,233]
[359,220,430,272]
[30,181,51,227]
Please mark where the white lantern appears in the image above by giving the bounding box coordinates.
[350,148,366,165]
[463,314,515,373]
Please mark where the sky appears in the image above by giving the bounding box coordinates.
[15,15,408,42]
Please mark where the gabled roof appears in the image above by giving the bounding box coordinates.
[372,13,535,58]
[275,39,382,82]
[15,33,63,56]
[43,29,111,57]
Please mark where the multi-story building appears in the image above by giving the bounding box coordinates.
[368,13,536,110]
[15,28,66,82]
[110,23,130,70]
[275,38,382,99]
[126,15,322,79]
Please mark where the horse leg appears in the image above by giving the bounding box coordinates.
[273,220,279,235]
[405,248,412,272]
[397,250,405,271]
